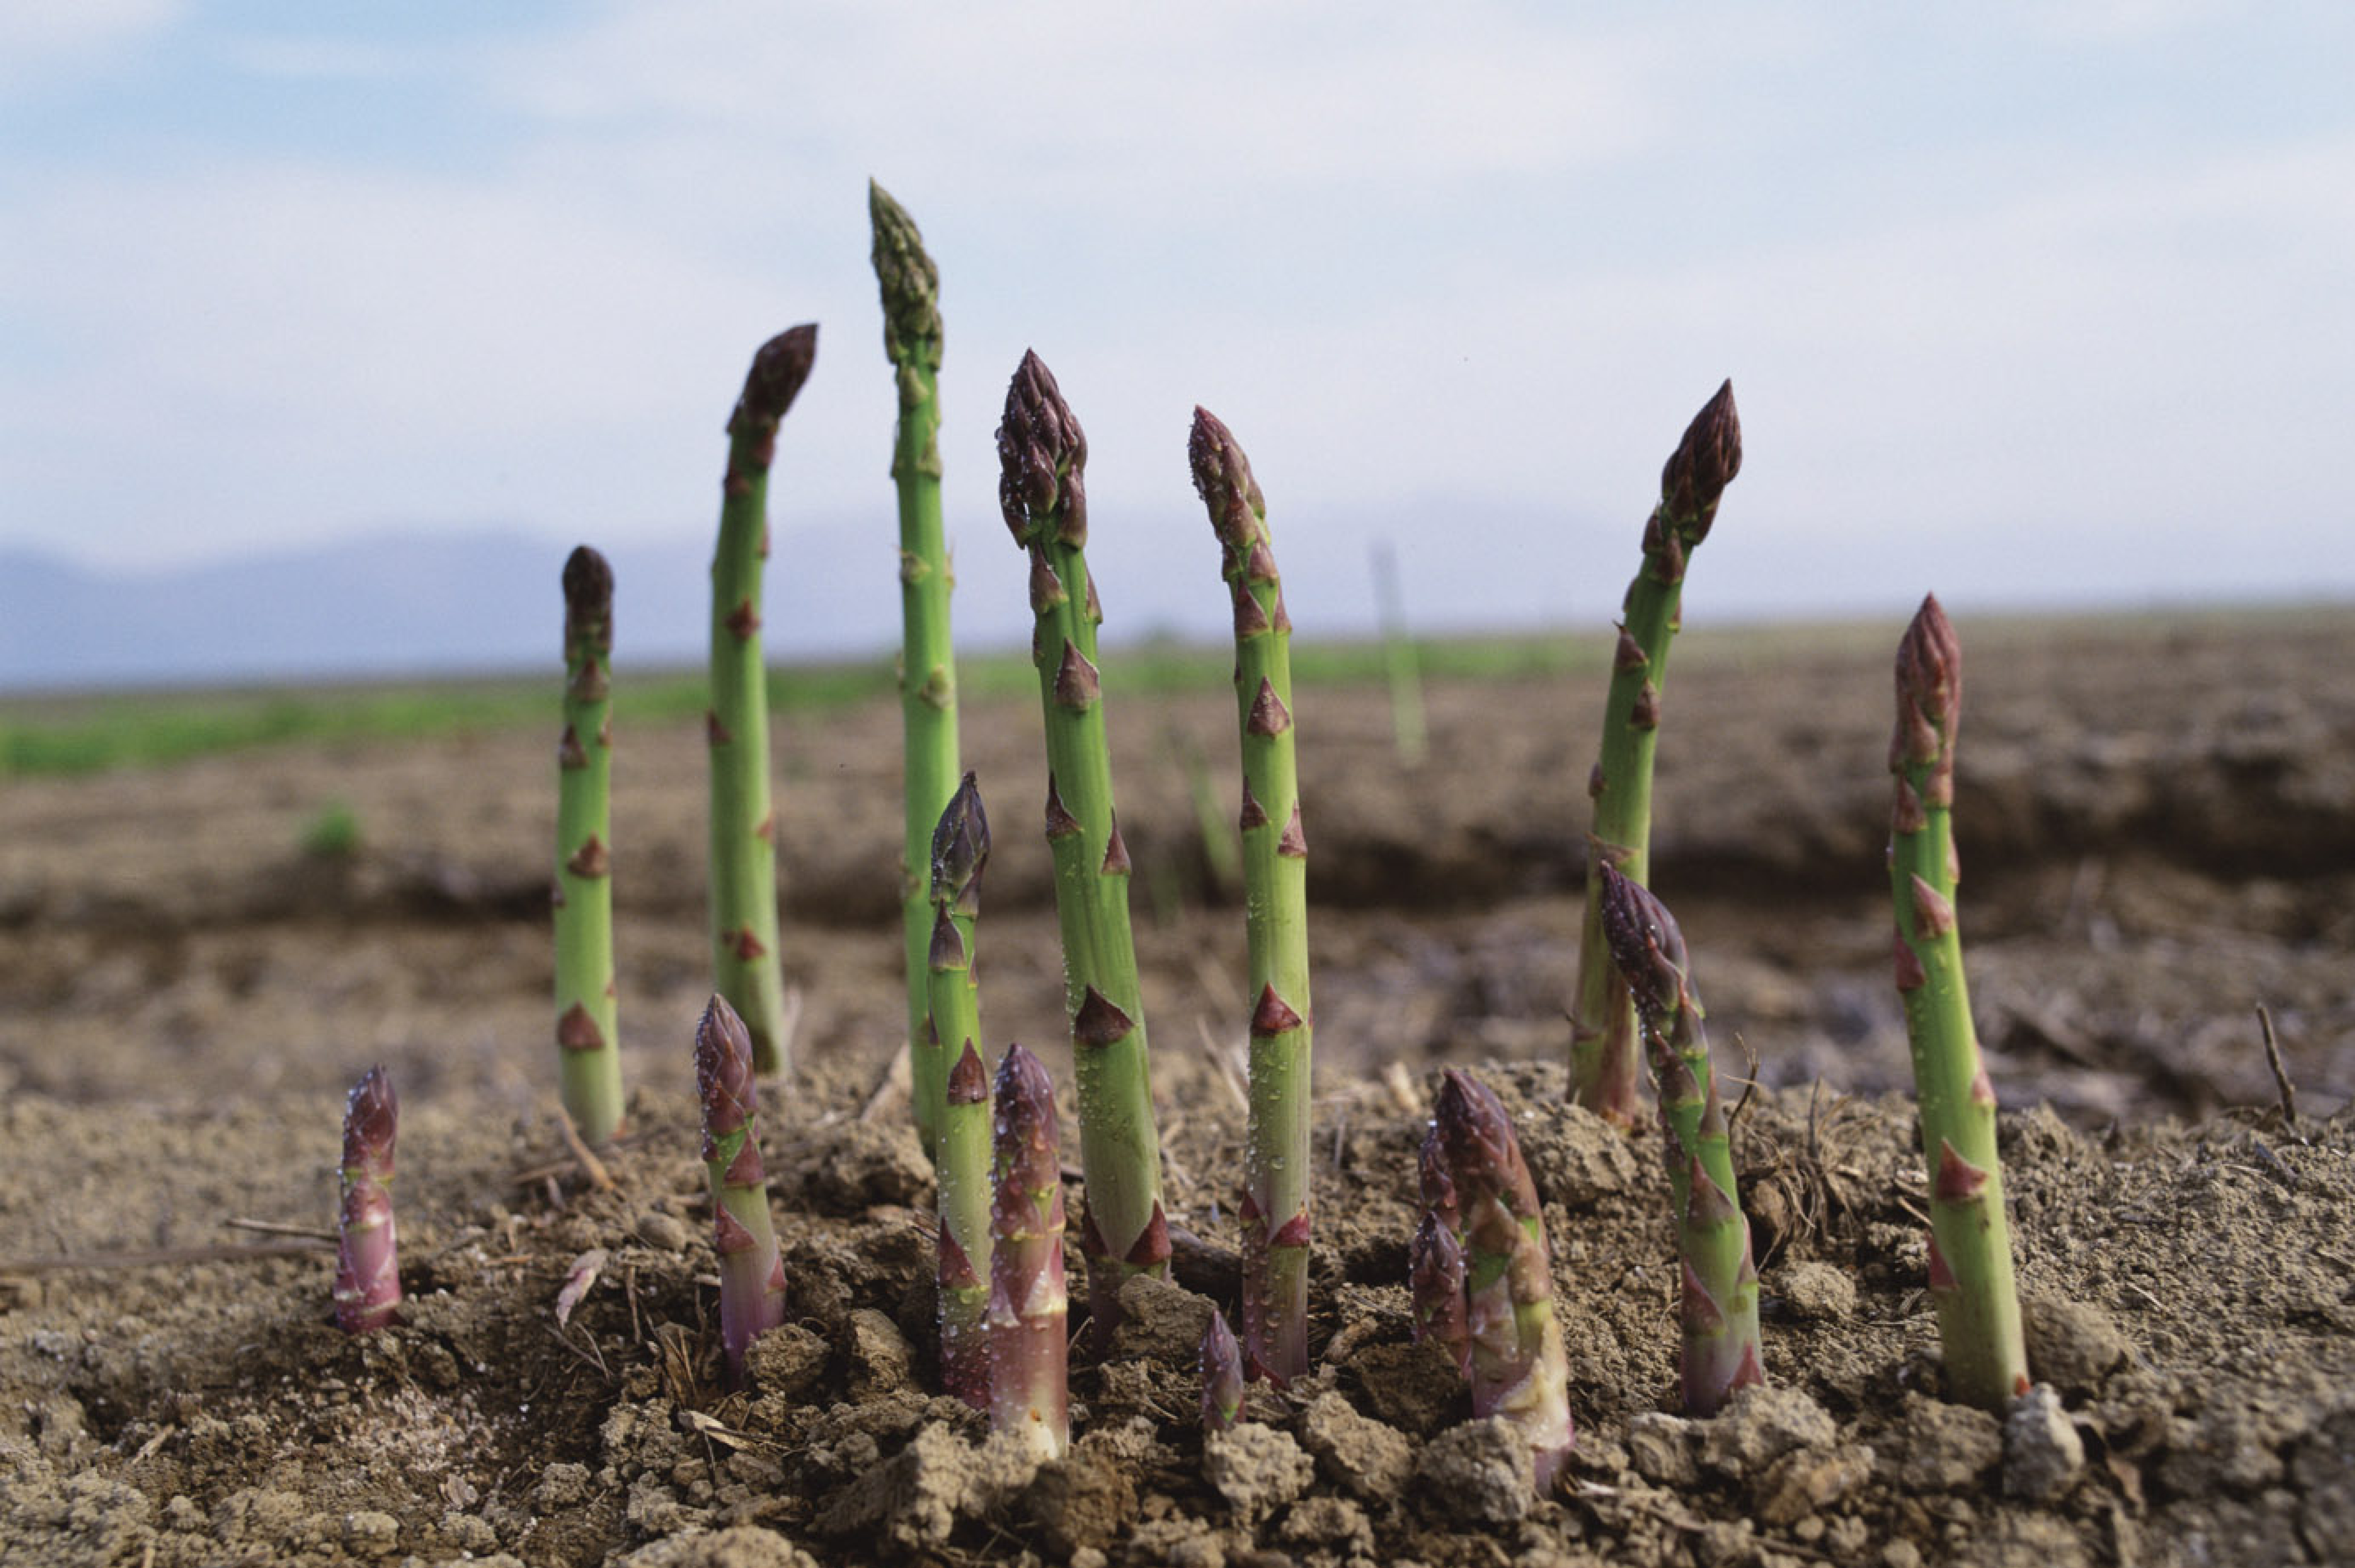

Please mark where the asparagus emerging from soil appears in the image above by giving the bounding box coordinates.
[555,546,625,1144]
[696,995,787,1383]
[709,326,816,1075]
[997,351,1169,1326]
[1425,1070,1575,1490]
[1598,864,1766,1415]
[1568,382,1741,1123]
[927,773,992,1408]
[333,1066,400,1334]
[1888,596,2029,1410]
[1188,408,1314,1385]
[870,183,964,1154]
[1201,1310,1245,1432]
[989,1042,1069,1459]
[1410,1135,1471,1375]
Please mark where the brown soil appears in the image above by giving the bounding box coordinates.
[3,608,2352,1566]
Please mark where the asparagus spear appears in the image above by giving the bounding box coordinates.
[1598,864,1766,1415]
[989,1042,1069,1459]
[1889,595,2029,1410]
[333,1066,400,1334]
[555,546,625,1145]
[1188,407,1314,1385]
[869,182,964,1154]
[1568,382,1741,1123]
[1426,1070,1575,1490]
[1201,1310,1245,1432]
[709,325,816,1075]
[696,994,786,1383]
[996,351,1169,1331]
[1410,1133,1471,1375]
[927,773,992,1409]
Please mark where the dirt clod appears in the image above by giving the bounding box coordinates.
[1626,1411,1701,1486]
[1202,1422,1313,1522]
[845,1307,915,1398]
[2020,1295,2130,1397]
[1343,1337,1463,1433]
[1109,1271,1220,1365]
[1889,1395,2004,1491]
[1298,1390,1413,1501]
[1774,1260,1859,1322]
[2003,1385,2085,1502]
[1700,1384,1838,1478]
[1413,1417,1531,1524]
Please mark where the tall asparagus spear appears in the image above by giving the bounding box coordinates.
[333,1066,400,1334]
[708,326,816,1075]
[1426,1070,1575,1491]
[1188,407,1314,1385]
[996,351,1169,1330]
[554,546,625,1144]
[696,995,786,1384]
[927,773,992,1409]
[1889,595,2029,1410]
[869,183,964,1153]
[989,1042,1069,1460]
[1567,382,1741,1123]
[1598,864,1766,1415]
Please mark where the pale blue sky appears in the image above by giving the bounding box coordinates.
[3,2,2351,656]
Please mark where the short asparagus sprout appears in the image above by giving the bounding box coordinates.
[1569,381,1742,1123]
[1188,406,1313,1385]
[333,1066,400,1334]
[869,182,964,1156]
[554,545,625,1144]
[1422,1070,1575,1491]
[988,1042,1069,1460]
[696,995,786,1384]
[928,773,993,1409]
[1201,1310,1245,1432]
[997,350,1169,1334]
[1889,595,2029,1410]
[1598,864,1767,1415]
[708,325,817,1075]
[1409,1135,1470,1376]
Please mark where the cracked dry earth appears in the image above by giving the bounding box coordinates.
[3,607,2353,1565]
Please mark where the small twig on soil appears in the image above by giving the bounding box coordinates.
[0,1239,329,1273]
[555,1105,616,1191]
[2257,1003,2298,1126]
[226,1217,337,1243]
[1728,1030,1759,1134]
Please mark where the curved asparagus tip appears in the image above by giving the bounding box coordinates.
[695,994,758,1151]
[1659,379,1742,538]
[929,770,991,914]
[561,545,614,658]
[997,350,1088,548]
[334,1066,401,1334]
[1431,1069,1530,1204]
[1596,862,1689,1023]
[731,324,820,436]
[989,1042,1069,1458]
[1201,1311,1245,1431]
[1186,406,1265,551]
[868,180,942,368]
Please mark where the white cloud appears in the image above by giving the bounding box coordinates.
[0,0,183,89]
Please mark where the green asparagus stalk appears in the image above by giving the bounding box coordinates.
[869,182,964,1155]
[1427,1070,1575,1491]
[333,1066,400,1334]
[1889,595,2029,1410]
[989,1042,1069,1459]
[996,351,1169,1332]
[554,546,625,1145]
[1201,1310,1244,1432]
[708,325,816,1076]
[1568,381,1741,1123]
[1188,407,1313,1385]
[696,994,786,1384]
[1598,864,1765,1415]
[926,772,992,1409]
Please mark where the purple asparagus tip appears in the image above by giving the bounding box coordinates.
[731,324,819,434]
[1187,406,1265,553]
[1892,593,1963,785]
[997,350,1088,548]
[929,770,991,914]
[561,545,614,659]
[1596,862,1690,1023]
[695,995,757,1154]
[334,1066,401,1334]
[1201,1311,1245,1431]
[1659,380,1741,537]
